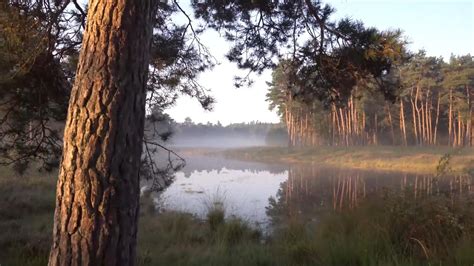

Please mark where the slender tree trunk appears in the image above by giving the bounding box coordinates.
[458,111,462,146]
[339,108,346,146]
[362,110,366,145]
[434,93,440,145]
[449,88,453,146]
[425,92,432,144]
[421,98,426,144]
[466,85,471,146]
[415,86,424,145]
[429,94,433,144]
[49,1,154,265]
[331,106,336,145]
[285,104,292,147]
[410,88,418,145]
[400,99,407,146]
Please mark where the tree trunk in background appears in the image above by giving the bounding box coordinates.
[48,1,154,265]
[410,88,418,145]
[466,85,471,147]
[457,111,462,146]
[434,93,440,145]
[400,100,407,146]
[386,102,395,145]
[449,88,453,146]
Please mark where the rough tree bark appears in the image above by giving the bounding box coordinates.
[49,0,154,265]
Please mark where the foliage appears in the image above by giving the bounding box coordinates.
[173,119,283,139]
[265,126,288,146]
[0,1,79,172]
[267,52,473,147]
[0,1,215,182]
[193,0,408,105]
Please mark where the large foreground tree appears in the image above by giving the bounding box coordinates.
[43,0,409,264]
[48,0,155,265]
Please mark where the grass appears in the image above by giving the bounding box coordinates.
[1,165,473,265]
[0,166,56,266]
[307,192,474,266]
[223,146,474,174]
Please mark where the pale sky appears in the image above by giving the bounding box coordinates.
[166,0,474,125]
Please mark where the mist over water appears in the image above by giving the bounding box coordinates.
[170,136,267,148]
[151,149,473,229]
[165,121,288,149]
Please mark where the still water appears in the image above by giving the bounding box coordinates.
[153,150,473,229]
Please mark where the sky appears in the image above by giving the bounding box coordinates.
[165,0,474,126]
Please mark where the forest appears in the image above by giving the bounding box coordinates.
[0,0,473,266]
[168,119,287,147]
[267,53,474,147]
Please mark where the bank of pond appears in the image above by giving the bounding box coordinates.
[0,154,473,265]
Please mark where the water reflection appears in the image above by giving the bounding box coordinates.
[157,169,287,227]
[267,164,473,227]
[153,153,473,229]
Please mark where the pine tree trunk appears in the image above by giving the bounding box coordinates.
[339,108,346,146]
[449,88,453,146]
[434,93,440,145]
[421,98,426,145]
[425,92,432,144]
[285,104,292,147]
[48,1,154,265]
[362,110,366,145]
[331,106,336,145]
[458,111,462,146]
[466,85,471,146]
[410,88,418,145]
[400,99,407,146]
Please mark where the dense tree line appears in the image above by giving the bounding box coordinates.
[267,52,474,147]
[151,117,288,147]
[174,118,279,138]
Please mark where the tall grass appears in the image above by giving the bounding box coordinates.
[302,192,474,266]
[1,165,473,265]
[137,198,267,266]
[0,166,56,266]
[224,146,474,174]
[137,190,474,266]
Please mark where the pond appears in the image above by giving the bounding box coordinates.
[152,150,473,230]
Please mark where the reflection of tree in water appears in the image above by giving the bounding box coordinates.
[266,165,473,227]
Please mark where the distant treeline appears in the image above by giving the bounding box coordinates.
[167,118,288,147]
[267,52,473,147]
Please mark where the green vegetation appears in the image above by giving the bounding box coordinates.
[224,146,474,174]
[307,192,474,266]
[267,53,473,148]
[1,165,473,266]
[0,167,56,266]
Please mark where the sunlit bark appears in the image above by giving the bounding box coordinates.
[49,1,154,265]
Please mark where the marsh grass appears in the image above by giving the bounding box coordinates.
[137,190,474,266]
[204,189,227,231]
[1,165,474,266]
[137,209,266,265]
[0,166,56,266]
[224,146,474,174]
[305,192,474,266]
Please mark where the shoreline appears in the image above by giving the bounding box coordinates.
[221,146,474,175]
